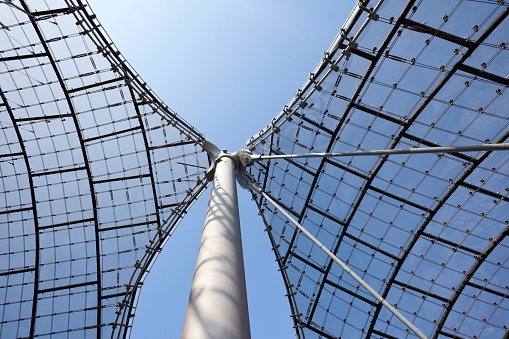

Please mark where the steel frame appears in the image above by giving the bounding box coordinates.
[247,0,509,337]
[2,0,508,338]
[0,1,210,337]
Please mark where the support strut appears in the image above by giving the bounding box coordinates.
[248,179,427,339]
[243,143,509,165]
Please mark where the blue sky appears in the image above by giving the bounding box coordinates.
[88,1,355,337]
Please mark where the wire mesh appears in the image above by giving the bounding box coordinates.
[247,1,509,338]
[0,1,209,338]
[2,0,509,338]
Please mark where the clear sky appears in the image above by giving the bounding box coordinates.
[87,1,355,337]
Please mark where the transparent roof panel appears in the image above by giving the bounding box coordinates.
[1,1,209,338]
[1,0,509,338]
[247,1,509,338]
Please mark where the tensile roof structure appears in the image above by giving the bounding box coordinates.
[1,0,508,338]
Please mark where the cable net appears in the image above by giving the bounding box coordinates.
[0,1,209,337]
[247,1,509,338]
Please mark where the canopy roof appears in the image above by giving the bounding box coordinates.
[1,0,508,338]
[246,1,509,338]
[0,1,209,337]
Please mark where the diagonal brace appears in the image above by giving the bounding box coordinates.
[248,179,427,339]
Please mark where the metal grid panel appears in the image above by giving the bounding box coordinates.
[247,1,509,338]
[0,1,209,338]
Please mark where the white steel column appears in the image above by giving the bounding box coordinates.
[182,154,251,339]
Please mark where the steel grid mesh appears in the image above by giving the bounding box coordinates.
[247,1,509,338]
[1,0,509,338]
[0,1,209,338]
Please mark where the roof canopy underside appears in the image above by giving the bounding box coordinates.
[0,1,209,338]
[1,0,508,338]
[247,1,509,338]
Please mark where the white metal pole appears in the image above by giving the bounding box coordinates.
[182,154,251,339]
